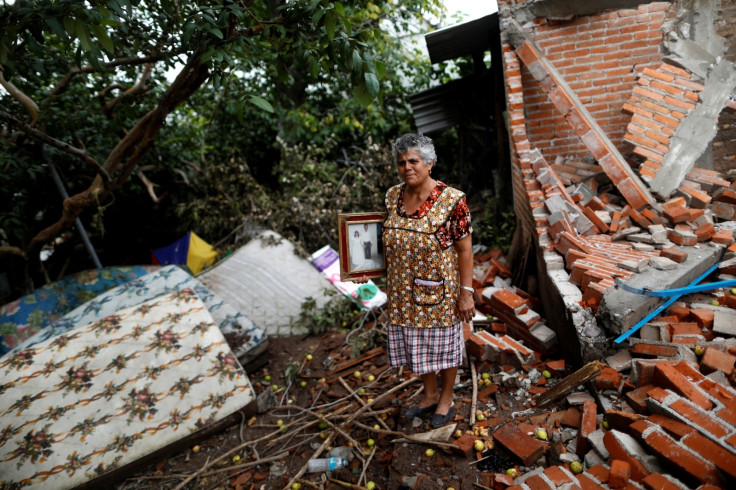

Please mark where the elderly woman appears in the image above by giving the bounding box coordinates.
[383,133,474,428]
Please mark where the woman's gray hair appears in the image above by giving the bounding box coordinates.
[393,133,436,166]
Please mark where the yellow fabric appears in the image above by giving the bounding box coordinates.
[383,184,464,328]
[186,232,218,274]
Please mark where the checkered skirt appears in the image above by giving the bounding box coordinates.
[387,323,464,375]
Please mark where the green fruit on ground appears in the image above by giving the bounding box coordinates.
[353,371,361,378]
[731,288,736,295]
[694,345,705,356]
[300,381,307,387]
[711,300,720,306]
[264,375,271,382]
[366,482,376,490]
[570,461,583,474]
[535,429,548,440]
[318,421,328,430]
[506,468,518,478]
[306,354,313,361]
[366,438,375,447]
[368,375,375,382]
[602,420,609,429]
[292,483,303,490]
[542,370,551,379]
[425,448,435,457]
[481,372,490,380]
[474,440,485,452]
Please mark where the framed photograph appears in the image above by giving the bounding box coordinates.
[337,212,387,281]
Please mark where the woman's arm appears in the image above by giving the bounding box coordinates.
[454,234,474,322]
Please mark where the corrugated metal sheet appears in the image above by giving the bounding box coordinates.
[410,74,490,134]
[425,13,498,65]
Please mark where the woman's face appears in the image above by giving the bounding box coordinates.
[397,148,432,187]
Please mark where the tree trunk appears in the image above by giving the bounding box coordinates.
[25,56,210,274]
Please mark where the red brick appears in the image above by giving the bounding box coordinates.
[575,473,607,490]
[694,222,715,242]
[631,343,679,359]
[608,459,631,488]
[596,367,624,390]
[637,425,723,486]
[688,309,714,329]
[491,289,529,316]
[681,430,736,479]
[524,474,554,490]
[492,423,547,466]
[701,347,736,376]
[544,465,574,486]
[646,413,694,440]
[712,228,735,246]
[669,399,729,438]
[586,464,609,484]
[451,432,478,458]
[662,206,691,223]
[560,407,582,428]
[577,400,597,459]
[604,410,645,432]
[669,322,702,338]
[633,359,669,386]
[624,384,655,414]
[641,473,687,490]
[603,430,651,482]
[646,386,671,404]
[653,362,713,411]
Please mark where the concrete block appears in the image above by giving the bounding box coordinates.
[649,256,679,270]
[606,349,632,372]
[598,245,723,334]
[587,428,610,460]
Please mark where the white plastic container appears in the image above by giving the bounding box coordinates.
[307,457,348,473]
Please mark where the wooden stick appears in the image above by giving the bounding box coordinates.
[338,376,391,431]
[469,358,478,426]
[534,360,603,408]
[352,421,457,452]
[327,478,368,489]
[358,445,377,487]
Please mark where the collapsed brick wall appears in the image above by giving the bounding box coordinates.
[514,2,675,164]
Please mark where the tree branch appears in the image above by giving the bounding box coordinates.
[0,70,39,126]
[0,110,110,183]
[49,55,164,97]
[137,170,167,203]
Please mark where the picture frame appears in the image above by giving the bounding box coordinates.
[337,212,387,281]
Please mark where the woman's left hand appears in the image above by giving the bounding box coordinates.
[457,289,475,323]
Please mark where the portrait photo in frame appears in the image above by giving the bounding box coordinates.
[337,212,387,281]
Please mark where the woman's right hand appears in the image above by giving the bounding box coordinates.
[352,275,369,284]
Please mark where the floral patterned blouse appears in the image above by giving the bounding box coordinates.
[396,181,472,250]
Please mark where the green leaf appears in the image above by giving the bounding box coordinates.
[63,15,76,36]
[248,96,274,113]
[353,82,373,105]
[76,21,92,51]
[324,14,335,41]
[92,25,115,54]
[309,56,319,79]
[43,16,67,40]
[364,72,379,97]
[351,49,362,73]
[208,28,224,40]
[375,60,386,78]
[334,2,345,17]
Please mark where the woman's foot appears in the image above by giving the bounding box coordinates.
[405,402,437,420]
[430,404,456,428]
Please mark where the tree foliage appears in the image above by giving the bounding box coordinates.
[0,0,443,295]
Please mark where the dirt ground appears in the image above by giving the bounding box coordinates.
[115,325,548,490]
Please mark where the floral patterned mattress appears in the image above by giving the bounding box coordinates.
[6,265,265,362]
[0,288,255,489]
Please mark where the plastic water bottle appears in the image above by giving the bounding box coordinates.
[307,457,348,473]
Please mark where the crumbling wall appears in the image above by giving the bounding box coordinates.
[513,2,676,165]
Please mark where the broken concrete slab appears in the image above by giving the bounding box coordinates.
[597,244,723,335]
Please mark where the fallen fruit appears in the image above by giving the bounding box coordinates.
[535,429,548,441]
[264,375,271,382]
[374,424,381,430]
[292,483,303,490]
[454,429,464,438]
[366,482,376,490]
[694,345,705,356]
[368,374,375,382]
[731,288,736,295]
[474,440,485,452]
[318,421,328,430]
[272,384,279,391]
[481,372,490,380]
[306,354,313,361]
[484,378,493,387]
[570,461,583,474]
[542,370,551,379]
[353,370,361,379]
[366,438,375,447]
[711,300,720,306]
[602,420,609,429]
[300,381,307,388]
[506,468,518,478]
[232,455,241,464]
[319,431,327,439]
[192,445,200,453]
[357,388,366,395]
[425,448,435,457]
[277,419,284,426]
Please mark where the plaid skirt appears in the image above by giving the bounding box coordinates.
[387,323,464,375]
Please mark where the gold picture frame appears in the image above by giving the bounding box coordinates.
[337,212,387,281]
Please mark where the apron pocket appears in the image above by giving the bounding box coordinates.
[412,277,446,306]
